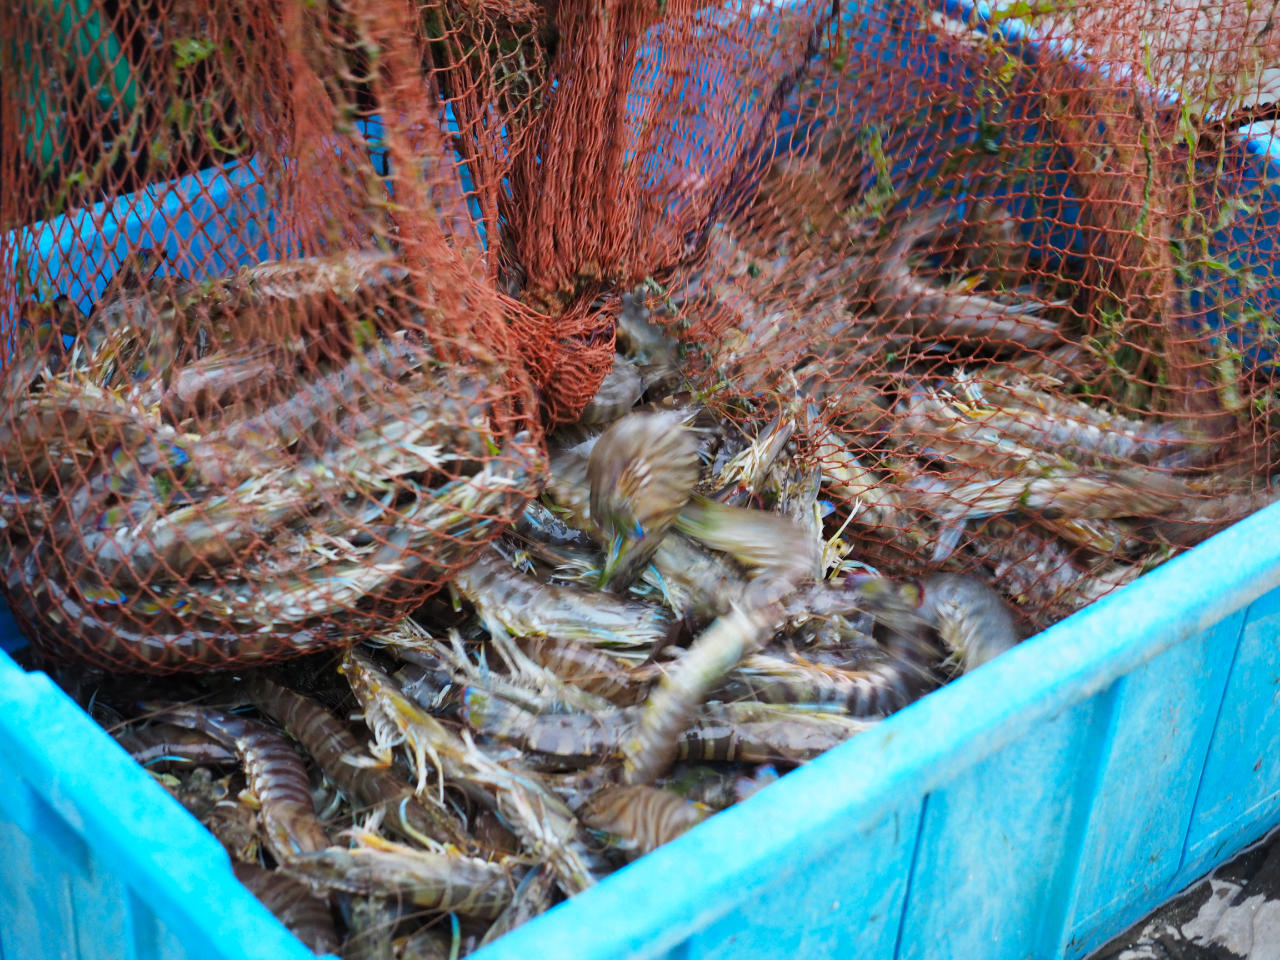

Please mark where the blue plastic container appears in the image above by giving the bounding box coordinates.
[4,3,1280,958]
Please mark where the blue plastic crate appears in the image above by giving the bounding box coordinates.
[4,3,1280,959]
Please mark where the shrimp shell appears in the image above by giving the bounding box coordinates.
[246,676,472,851]
[454,550,670,649]
[343,647,600,895]
[286,834,515,919]
[721,653,933,717]
[582,785,709,859]
[232,861,340,956]
[151,704,331,862]
[678,703,878,764]
[514,636,647,706]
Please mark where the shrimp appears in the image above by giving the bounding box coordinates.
[171,440,539,630]
[573,355,644,426]
[904,470,1191,523]
[710,414,797,502]
[582,785,709,860]
[5,537,368,672]
[645,533,748,622]
[721,652,934,717]
[286,831,516,920]
[588,409,701,588]
[975,372,1206,467]
[452,550,671,650]
[513,636,648,706]
[622,600,789,785]
[678,702,878,764]
[480,864,559,947]
[967,518,1143,627]
[460,687,635,767]
[232,861,341,956]
[342,648,600,895]
[149,704,331,863]
[916,573,1019,674]
[246,675,473,852]
[866,204,1063,349]
[205,796,263,864]
[114,721,238,770]
[674,495,819,606]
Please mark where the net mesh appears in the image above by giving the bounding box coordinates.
[3,0,1279,670]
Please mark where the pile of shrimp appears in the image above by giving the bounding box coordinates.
[16,119,1280,958]
[45,302,1031,955]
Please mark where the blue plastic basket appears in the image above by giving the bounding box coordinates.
[4,3,1280,959]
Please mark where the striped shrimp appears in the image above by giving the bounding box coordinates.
[175,441,540,629]
[452,549,671,650]
[245,675,473,852]
[720,653,934,717]
[232,861,340,956]
[975,372,1207,468]
[894,386,1069,476]
[660,764,779,810]
[150,704,331,863]
[967,518,1143,627]
[4,537,369,672]
[460,687,636,767]
[286,831,516,920]
[114,721,238,770]
[587,409,701,589]
[582,785,710,860]
[2,380,280,490]
[147,345,286,421]
[645,533,748,622]
[677,702,878,765]
[1143,483,1280,548]
[904,470,1191,524]
[514,636,649,706]
[865,204,1063,349]
[342,648,601,895]
[622,600,790,785]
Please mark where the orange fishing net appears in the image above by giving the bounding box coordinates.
[3,0,1279,671]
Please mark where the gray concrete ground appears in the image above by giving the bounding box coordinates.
[1088,827,1280,960]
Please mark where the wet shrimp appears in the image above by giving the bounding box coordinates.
[452,550,671,650]
[582,785,709,860]
[287,831,516,920]
[150,704,331,863]
[246,675,473,851]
